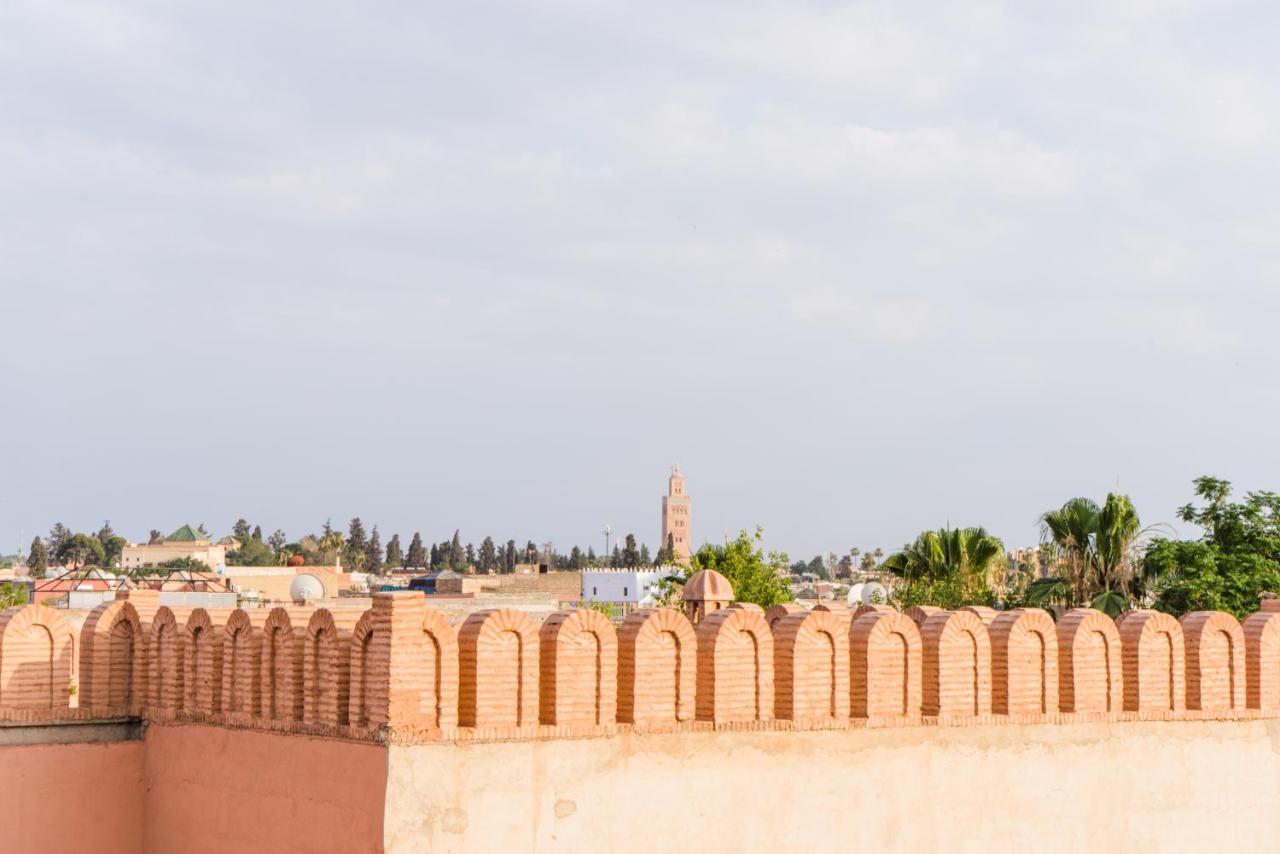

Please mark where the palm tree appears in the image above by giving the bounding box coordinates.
[1039,493,1160,614]
[883,526,1005,587]
[1039,497,1099,605]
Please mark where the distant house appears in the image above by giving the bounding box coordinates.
[120,525,228,572]
[581,568,671,606]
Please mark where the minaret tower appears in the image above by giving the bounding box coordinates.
[660,465,692,564]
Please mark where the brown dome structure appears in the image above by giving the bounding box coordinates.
[683,569,734,624]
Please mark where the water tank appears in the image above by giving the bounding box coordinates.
[289,573,325,603]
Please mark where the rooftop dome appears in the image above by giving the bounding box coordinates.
[683,569,733,602]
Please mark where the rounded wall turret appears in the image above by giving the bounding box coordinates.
[683,569,733,624]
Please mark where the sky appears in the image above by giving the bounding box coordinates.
[3,0,1280,560]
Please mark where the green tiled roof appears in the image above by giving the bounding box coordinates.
[166,524,203,542]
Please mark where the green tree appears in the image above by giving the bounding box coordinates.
[1148,477,1280,618]
[27,537,48,579]
[449,530,466,572]
[345,518,368,572]
[232,518,251,544]
[267,530,287,561]
[317,522,345,565]
[100,536,127,568]
[687,527,792,608]
[56,533,105,569]
[882,526,1005,608]
[405,533,427,569]
[505,540,517,573]
[46,523,70,556]
[385,534,403,568]
[1040,493,1155,612]
[366,527,384,576]
[148,529,163,545]
[478,537,497,573]
[622,534,640,568]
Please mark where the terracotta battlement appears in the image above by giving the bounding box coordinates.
[1,591,1277,742]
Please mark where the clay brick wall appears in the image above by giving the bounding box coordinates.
[1057,608,1123,714]
[989,609,1057,715]
[1243,609,1280,711]
[457,608,539,729]
[617,608,696,725]
[773,610,849,723]
[1118,610,1184,713]
[695,607,774,723]
[0,605,73,709]
[850,610,922,718]
[539,608,618,727]
[921,610,991,717]
[1181,611,1245,712]
[13,594,1280,747]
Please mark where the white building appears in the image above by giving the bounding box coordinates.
[581,569,671,606]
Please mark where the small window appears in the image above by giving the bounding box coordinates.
[623,587,628,597]
[592,587,597,596]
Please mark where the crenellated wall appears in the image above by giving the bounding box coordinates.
[2,590,1280,741]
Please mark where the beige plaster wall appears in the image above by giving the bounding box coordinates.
[385,719,1280,853]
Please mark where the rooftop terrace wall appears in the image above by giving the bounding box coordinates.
[0,591,1278,741]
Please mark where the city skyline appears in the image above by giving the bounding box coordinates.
[5,3,1279,557]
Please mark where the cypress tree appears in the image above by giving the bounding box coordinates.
[449,530,465,572]
[405,533,426,569]
[385,534,403,567]
[505,540,517,572]
[27,537,48,579]
[365,526,384,575]
[479,537,497,573]
[345,518,368,571]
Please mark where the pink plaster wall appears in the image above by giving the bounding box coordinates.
[142,724,387,854]
[0,740,145,854]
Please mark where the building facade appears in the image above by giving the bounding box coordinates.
[580,568,670,605]
[660,465,692,564]
[120,525,227,571]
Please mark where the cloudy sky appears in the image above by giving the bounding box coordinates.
[2,0,1279,559]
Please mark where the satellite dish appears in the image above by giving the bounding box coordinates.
[289,573,325,603]
[848,580,887,605]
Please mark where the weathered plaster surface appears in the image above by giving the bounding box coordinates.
[385,719,1280,853]
[0,739,145,854]
[143,724,387,854]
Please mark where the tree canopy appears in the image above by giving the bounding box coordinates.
[687,527,792,608]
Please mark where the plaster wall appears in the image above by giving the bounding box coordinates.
[142,724,387,854]
[384,719,1280,854]
[0,739,144,854]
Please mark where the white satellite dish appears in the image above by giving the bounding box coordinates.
[289,573,325,603]
[847,580,887,606]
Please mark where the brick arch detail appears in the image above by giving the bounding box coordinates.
[850,610,922,719]
[773,609,849,723]
[763,603,806,631]
[694,607,775,724]
[457,609,539,729]
[1243,610,1280,711]
[1181,611,1245,712]
[921,610,991,717]
[1118,610,1185,713]
[304,608,355,727]
[617,608,697,726]
[0,604,73,710]
[349,609,377,728]
[1057,608,1123,713]
[148,607,184,713]
[221,610,261,718]
[181,608,225,715]
[989,608,1058,715]
[261,607,303,722]
[539,608,618,727]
